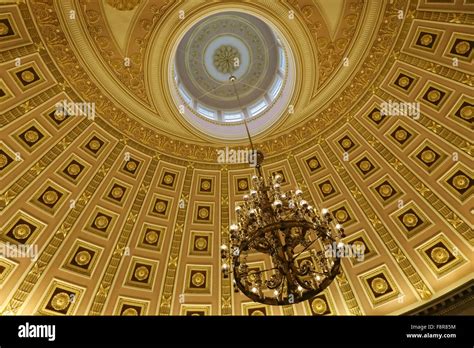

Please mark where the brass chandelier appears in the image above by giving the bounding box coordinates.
[220,76,345,305]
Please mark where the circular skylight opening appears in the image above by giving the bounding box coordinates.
[170,10,295,140]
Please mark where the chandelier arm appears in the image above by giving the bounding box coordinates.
[290,235,320,261]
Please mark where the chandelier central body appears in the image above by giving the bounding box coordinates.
[221,76,345,306]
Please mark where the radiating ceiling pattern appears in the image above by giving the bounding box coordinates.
[0,0,472,316]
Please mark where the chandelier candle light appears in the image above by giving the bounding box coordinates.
[221,76,346,305]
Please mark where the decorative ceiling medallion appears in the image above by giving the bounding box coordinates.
[367,107,387,128]
[329,201,358,228]
[149,196,172,218]
[115,297,149,316]
[344,230,378,266]
[12,121,49,153]
[30,181,69,215]
[62,240,102,277]
[38,280,84,315]
[136,224,165,252]
[125,257,158,290]
[305,155,323,173]
[241,302,271,316]
[158,170,178,190]
[449,96,472,127]
[85,206,118,238]
[193,203,213,224]
[81,133,107,158]
[121,156,141,177]
[390,201,432,240]
[189,231,212,257]
[440,164,473,202]
[103,180,130,206]
[57,155,89,183]
[392,69,419,94]
[213,45,241,74]
[1,211,44,246]
[197,176,214,195]
[445,34,473,62]
[416,233,466,278]
[410,141,446,174]
[359,266,399,306]
[185,265,211,294]
[387,122,417,149]
[180,305,211,316]
[412,27,442,52]
[353,152,380,180]
[418,82,452,111]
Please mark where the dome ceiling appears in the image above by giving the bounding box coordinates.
[0,0,472,316]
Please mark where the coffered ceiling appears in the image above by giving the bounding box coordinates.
[0,0,472,316]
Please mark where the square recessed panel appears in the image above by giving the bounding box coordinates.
[390,201,432,239]
[30,180,69,215]
[57,154,89,184]
[12,121,49,153]
[445,34,473,62]
[315,176,340,201]
[1,211,45,246]
[0,142,21,179]
[193,203,213,224]
[439,164,473,203]
[85,206,118,239]
[149,196,172,219]
[0,17,17,39]
[124,257,158,290]
[336,134,358,153]
[81,134,107,157]
[412,28,442,52]
[410,141,446,174]
[370,176,403,206]
[449,96,472,127]
[103,179,131,207]
[37,280,84,315]
[197,176,214,195]
[391,69,418,94]
[417,83,451,111]
[304,155,323,174]
[386,122,417,149]
[158,170,178,190]
[241,302,272,316]
[189,231,212,257]
[352,152,380,179]
[184,265,212,294]
[114,297,149,316]
[367,106,388,128]
[235,177,250,193]
[121,157,142,177]
[344,230,378,266]
[416,233,466,278]
[359,266,399,306]
[136,223,165,252]
[329,200,358,228]
[307,292,334,316]
[62,239,102,277]
[9,61,44,90]
[45,106,72,128]
[180,305,211,316]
